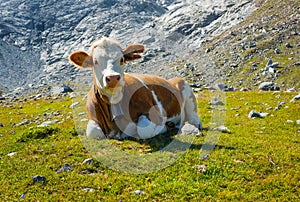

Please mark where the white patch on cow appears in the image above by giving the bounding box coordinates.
[182,82,202,129]
[137,115,156,139]
[108,87,124,104]
[86,120,106,139]
[151,91,165,119]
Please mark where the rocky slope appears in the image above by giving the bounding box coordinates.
[0,0,256,96]
[182,0,300,90]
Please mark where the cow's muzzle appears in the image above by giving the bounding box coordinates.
[105,75,121,88]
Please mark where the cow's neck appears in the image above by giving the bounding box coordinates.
[93,84,129,137]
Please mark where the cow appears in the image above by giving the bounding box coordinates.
[69,37,202,140]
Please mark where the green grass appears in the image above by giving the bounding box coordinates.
[0,91,299,201]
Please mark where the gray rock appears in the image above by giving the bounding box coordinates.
[290,94,300,102]
[16,119,30,127]
[266,59,279,69]
[56,164,72,174]
[274,48,281,54]
[180,123,201,135]
[69,102,80,109]
[296,120,300,125]
[7,152,17,156]
[240,88,248,92]
[258,82,280,91]
[285,88,297,92]
[82,158,93,165]
[82,188,94,192]
[248,110,269,118]
[38,120,58,127]
[51,84,73,95]
[32,175,46,183]
[213,125,231,133]
[134,190,145,195]
[209,98,224,105]
[195,164,207,172]
[285,43,293,48]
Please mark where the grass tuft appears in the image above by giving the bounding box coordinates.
[16,126,60,142]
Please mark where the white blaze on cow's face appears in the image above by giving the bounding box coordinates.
[91,39,125,104]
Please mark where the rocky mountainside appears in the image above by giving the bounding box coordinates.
[183,0,299,91]
[0,0,257,96]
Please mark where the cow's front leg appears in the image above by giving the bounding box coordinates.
[86,120,106,139]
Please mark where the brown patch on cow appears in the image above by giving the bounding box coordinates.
[69,51,94,68]
[87,85,118,135]
[85,74,185,136]
[127,74,182,122]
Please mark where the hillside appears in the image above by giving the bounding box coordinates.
[0,0,255,96]
[181,0,300,90]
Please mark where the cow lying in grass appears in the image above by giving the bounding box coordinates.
[69,37,202,140]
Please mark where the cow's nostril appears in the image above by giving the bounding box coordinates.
[106,75,121,86]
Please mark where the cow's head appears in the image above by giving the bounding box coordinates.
[69,37,145,104]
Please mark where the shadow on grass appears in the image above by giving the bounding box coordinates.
[122,128,235,153]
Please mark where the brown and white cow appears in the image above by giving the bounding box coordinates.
[69,37,202,139]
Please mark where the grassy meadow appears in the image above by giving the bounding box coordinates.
[0,90,299,201]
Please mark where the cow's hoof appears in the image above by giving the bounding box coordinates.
[86,120,106,139]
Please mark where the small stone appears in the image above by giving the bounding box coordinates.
[82,188,94,192]
[274,48,281,54]
[0,122,3,127]
[195,164,207,173]
[51,84,73,95]
[240,88,248,92]
[213,125,231,133]
[296,120,300,125]
[215,83,228,91]
[32,175,46,183]
[7,152,17,156]
[56,164,71,173]
[38,120,58,127]
[290,94,300,102]
[83,158,93,165]
[285,88,297,92]
[181,123,201,135]
[69,102,80,109]
[286,120,293,123]
[134,190,145,195]
[209,98,224,105]
[285,43,293,48]
[69,92,76,99]
[16,119,30,127]
[248,110,269,118]
[258,82,280,91]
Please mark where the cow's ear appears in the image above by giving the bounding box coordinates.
[122,44,145,63]
[69,51,94,68]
